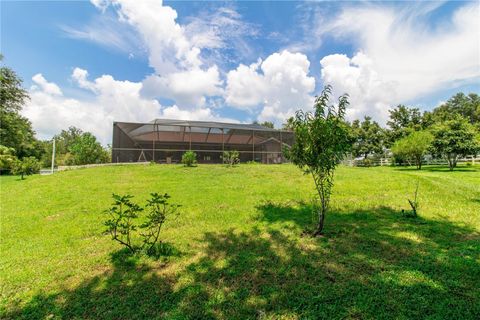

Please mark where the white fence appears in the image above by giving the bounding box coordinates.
[342,156,479,167]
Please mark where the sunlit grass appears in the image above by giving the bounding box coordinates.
[1,164,479,319]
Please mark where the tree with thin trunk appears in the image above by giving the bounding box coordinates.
[285,85,351,236]
[430,116,479,171]
[391,131,433,169]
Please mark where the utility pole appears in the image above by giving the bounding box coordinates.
[51,138,56,174]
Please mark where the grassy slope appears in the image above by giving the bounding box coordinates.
[1,164,479,319]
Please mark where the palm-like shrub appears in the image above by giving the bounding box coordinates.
[181,151,197,167]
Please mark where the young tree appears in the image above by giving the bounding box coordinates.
[285,85,351,236]
[104,193,180,255]
[351,116,385,159]
[104,194,143,253]
[140,193,181,252]
[430,116,480,171]
[11,156,41,179]
[391,131,433,169]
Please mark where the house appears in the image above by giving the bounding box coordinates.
[112,119,294,164]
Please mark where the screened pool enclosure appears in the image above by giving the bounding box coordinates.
[112,119,294,164]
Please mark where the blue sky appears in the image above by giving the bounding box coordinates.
[1,0,479,143]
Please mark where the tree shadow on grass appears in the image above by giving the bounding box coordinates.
[4,205,480,319]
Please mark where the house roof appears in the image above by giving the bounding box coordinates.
[114,119,289,132]
[147,119,277,132]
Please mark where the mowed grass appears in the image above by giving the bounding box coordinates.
[1,164,479,319]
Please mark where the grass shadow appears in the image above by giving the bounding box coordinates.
[4,205,480,319]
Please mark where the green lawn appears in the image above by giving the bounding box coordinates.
[1,164,479,319]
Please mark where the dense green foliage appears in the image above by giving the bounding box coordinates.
[430,117,480,170]
[391,131,434,169]
[10,156,41,179]
[0,145,16,173]
[286,85,351,235]
[1,164,479,319]
[69,132,110,165]
[0,56,42,159]
[181,151,197,167]
[41,127,109,167]
[351,116,385,159]
[386,105,425,145]
[349,93,480,170]
[428,92,480,125]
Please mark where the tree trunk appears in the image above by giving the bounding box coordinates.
[416,155,422,170]
[312,208,325,236]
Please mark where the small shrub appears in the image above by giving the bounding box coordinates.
[181,151,197,167]
[104,194,143,253]
[140,193,181,253]
[11,157,41,179]
[104,193,181,255]
[222,150,240,167]
[357,158,373,167]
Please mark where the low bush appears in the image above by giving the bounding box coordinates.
[181,151,197,167]
[356,158,374,167]
[104,193,181,255]
[222,150,240,167]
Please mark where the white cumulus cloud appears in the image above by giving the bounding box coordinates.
[90,0,228,110]
[31,74,63,96]
[142,66,223,108]
[320,53,396,122]
[25,70,161,144]
[318,2,480,122]
[225,50,316,124]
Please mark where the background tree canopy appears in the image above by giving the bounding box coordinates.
[0,55,41,159]
[351,116,385,159]
[428,93,480,125]
[430,116,480,170]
